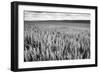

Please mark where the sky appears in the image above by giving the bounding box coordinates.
[24,11,90,21]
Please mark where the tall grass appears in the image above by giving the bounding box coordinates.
[24,24,90,62]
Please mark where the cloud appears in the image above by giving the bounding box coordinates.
[24,11,90,21]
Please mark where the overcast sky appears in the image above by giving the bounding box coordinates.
[24,11,90,21]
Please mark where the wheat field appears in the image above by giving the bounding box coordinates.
[24,21,90,62]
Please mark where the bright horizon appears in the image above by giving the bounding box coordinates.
[24,11,90,21]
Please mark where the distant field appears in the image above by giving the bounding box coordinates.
[24,21,90,34]
[24,21,90,62]
[24,20,90,28]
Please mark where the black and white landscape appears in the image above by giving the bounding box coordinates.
[24,11,90,62]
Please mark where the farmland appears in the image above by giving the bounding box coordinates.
[24,21,90,62]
